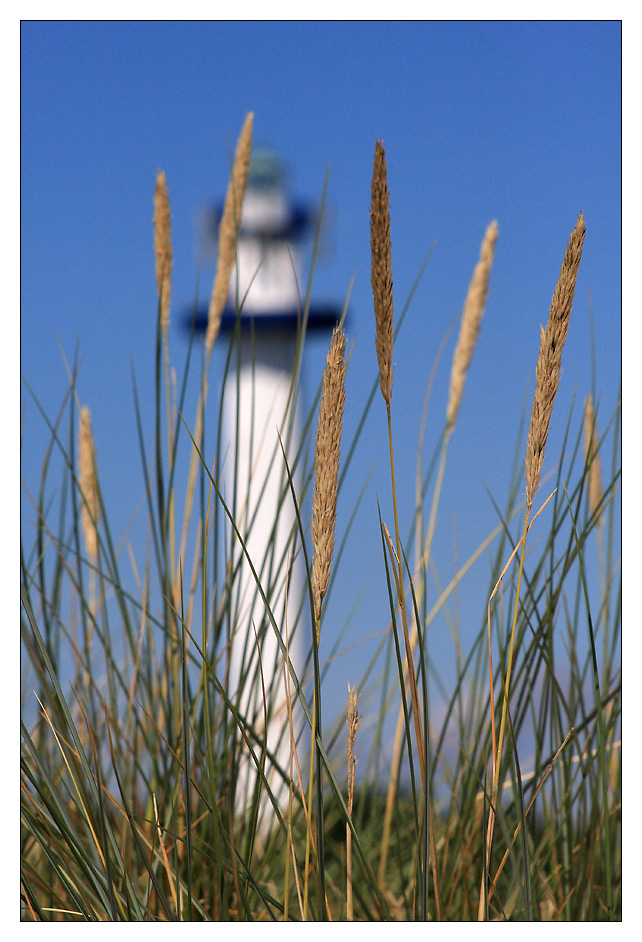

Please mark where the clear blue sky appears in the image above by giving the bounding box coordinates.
[21,22,621,749]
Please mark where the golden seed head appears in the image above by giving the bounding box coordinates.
[206,112,254,356]
[446,220,498,433]
[370,140,394,407]
[525,212,586,512]
[153,169,172,338]
[78,406,99,563]
[311,325,347,629]
[346,684,360,742]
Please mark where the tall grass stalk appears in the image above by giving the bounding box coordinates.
[303,324,347,919]
[153,169,178,610]
[379,219,498,888]
[479,212,586,919]
[370,141,426,887]
[180,112,254,603]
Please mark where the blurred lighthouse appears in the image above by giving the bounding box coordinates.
[189,149,341,823]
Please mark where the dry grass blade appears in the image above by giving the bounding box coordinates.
[152,793,179,914]
[78,405,99,563]
[525,212,585,512]
[487,728,574,905]
[311,324,347,628]
[205,112,254,355]
[381,522,425,784]
[446,220,498,433]
[153,170,172,339]
[370,140,394,407]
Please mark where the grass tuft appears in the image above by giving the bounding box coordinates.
[21,131,619,922]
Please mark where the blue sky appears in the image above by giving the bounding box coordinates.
[20,21,621,753]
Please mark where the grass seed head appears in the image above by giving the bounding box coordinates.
[311,325,347,628]
[525,212,586,512]
[346,684,360,743]
[206,112,254,355]
[446,220,498,433]
[370,140,394,407]
[153,170,172,339]
[78,405,99,563]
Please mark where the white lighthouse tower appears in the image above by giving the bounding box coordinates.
[193,151,340,826]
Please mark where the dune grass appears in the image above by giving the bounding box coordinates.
[20,122,621,921]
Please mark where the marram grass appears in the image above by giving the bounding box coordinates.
[370,139,394,408]
[206,111,254,356]
[525,212,586,513]
[153,169,172,341]
[21,130,620,922]
[479,211,587,920]
[446,219,498,433]
[78,404,99,565]
[311,324,347,629]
